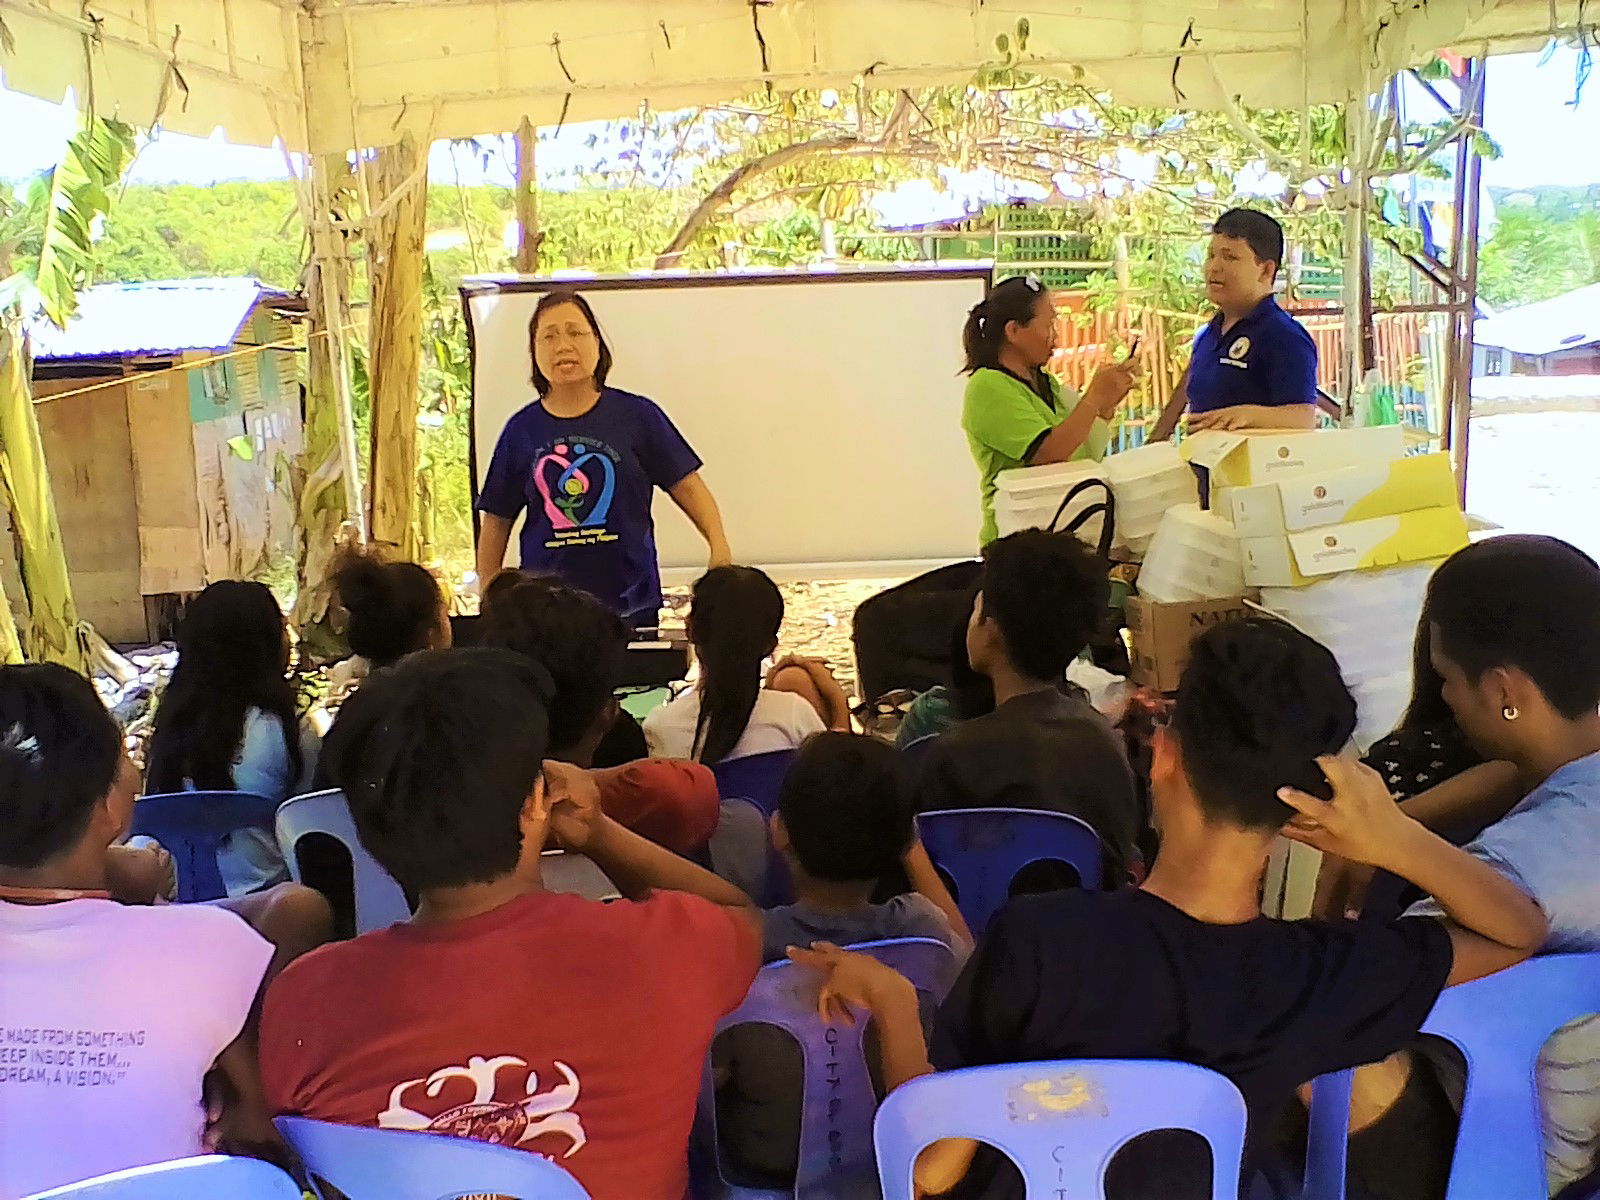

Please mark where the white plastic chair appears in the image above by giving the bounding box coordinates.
[275,788,412,933]
[541,849,621,900]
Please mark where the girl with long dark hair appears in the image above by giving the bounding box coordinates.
[1363,593,1487,803]
[643,566,847,764]
[145,580,316,894]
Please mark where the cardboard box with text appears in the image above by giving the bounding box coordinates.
[1181,425,1406,489]
[1126,594,1257,692]
[1219,452,1457,537]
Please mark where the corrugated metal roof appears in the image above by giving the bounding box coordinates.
[1475,283,1600,358]
[28,278,295,361]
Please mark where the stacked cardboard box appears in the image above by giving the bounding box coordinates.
[1136,504,1248,604]
[1129,429,1467,723]
[1213,450,1467,588]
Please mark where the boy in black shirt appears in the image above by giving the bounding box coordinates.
[791,619,1547,1198]
[918,529,1140,877]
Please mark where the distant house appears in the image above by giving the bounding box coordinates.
[1475,283,1600,377]
[17,278,307,643]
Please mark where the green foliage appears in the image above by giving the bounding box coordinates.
[1,118,137,324]
[0,115,136,670]
[1478,202,1600,309]
[96,183,305,288]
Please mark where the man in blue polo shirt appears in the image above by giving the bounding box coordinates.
[1184,208,1319,432]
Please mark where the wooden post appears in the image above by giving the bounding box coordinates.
[515,117,540,275]
[1341,95,1376,423]
[366,133,427,559]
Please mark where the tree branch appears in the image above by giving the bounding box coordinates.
[654,91,920,269]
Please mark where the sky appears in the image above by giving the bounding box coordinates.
[1,48,1595,191]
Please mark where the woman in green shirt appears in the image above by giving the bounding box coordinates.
[962,275,1140,545]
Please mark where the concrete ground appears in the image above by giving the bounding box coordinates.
[1466,412,1600,563]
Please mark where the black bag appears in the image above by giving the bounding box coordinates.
[852,480,1127,707]
[1048,478,1131,676]
[851,559,983,707]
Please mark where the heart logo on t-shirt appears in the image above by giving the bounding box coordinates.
[533,442,616,530]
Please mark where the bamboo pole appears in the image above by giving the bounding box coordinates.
[1112,233,1132,333]
[515,116,540,274]
[310,157,366,542]
[366,133,427,559]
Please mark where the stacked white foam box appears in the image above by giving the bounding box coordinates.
[1104,442,1201,557]
[1257,562,1434,751]
[994,459,1108,545]
[1136,504,1248,603]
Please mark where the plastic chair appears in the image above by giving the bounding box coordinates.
[22,1155,302,1199]
[1302,953,1600,1200]
[916,807,1103,934]
[1423,953,1600,1200]
[874,1060,1249,1200]
[541,849,620,900]
[275,789,412,933]
[706,796,773,901]
[693,937,962,1200]
[275,1116,591,1200]
[128,791,280,902]
[711,750,798,817]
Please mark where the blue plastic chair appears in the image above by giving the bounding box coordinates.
[128,791,281,902]
[22,1155,302,1199]
[694,937,962,1200]
[275,1116,591,1200]
[1302,953,1600,1200]
[705,796,780,903]
[711,750,798,818]
[275,789,412,934]
[874,1060,1248,1200]
[1300,1069,1354,1200]
[916,807,1102,934]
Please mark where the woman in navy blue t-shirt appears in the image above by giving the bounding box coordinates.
[476,290,732,630]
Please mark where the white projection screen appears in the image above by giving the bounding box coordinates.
[464,267,991,575]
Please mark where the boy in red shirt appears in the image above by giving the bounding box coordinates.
[258,648,760,1200]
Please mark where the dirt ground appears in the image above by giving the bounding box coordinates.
[1465,412,1600,563]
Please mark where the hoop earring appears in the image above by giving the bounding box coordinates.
[1502,705,1520,722]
